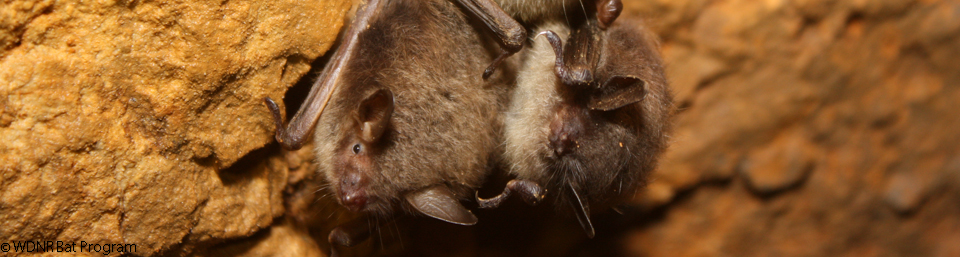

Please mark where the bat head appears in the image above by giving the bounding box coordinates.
[552,19,671,203]
[333,89,393,213]
[312,0,503,225]
[506,19,671,212]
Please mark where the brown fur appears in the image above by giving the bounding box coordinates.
[312,0,513,218]
[493,0,581,22]
[492,0,621,25]
[451,0,622,80]
[504,18,672,216]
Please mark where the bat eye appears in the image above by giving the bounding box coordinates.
[352,144,362,154]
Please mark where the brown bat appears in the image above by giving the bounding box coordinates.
[455,0,625,78]
[263,0,513,248]
[477,17,673,238]
[263,0,620,153]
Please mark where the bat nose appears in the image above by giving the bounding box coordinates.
[551,131,577,157]
[341,191,367,212]
[339,172,368,212]
[549,105,585,158]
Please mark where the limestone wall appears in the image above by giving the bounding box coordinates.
[0,0,352,255]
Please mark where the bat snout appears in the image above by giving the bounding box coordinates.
[549,105,586,158]
[338,171,369,212]
[550,131,577,157]
[341,191,368,213]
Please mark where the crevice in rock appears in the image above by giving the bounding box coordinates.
[218,143,275,186]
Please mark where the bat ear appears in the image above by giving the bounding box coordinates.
[405,185,478,225]
[357,89,394,143]
[588,75,646,111]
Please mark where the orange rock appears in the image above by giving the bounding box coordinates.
[0,0,352,254]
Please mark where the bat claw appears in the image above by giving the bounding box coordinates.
[482,64,497,79]
[263,97,288,146]
[476,190,509,209]
[476,179,545,208]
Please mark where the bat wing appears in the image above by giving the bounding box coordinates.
[406,185,479,225]
[455,0,526,78]
[264,0,385,150]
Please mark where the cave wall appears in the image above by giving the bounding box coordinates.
[0,0,352,255]
[625,0,960,256]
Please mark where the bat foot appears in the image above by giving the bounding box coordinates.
[509,179,545,206]
[476,179,545,208]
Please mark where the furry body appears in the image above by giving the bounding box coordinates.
[493,0,582,22]
[503,18,672,227]
[311,0,511,218]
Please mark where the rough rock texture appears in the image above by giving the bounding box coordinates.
[623,0,960,256]
[0,0,352,255]
[195,218,325,257]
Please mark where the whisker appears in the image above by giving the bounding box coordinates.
[314,185,331,194]
[619,180,623,195]
[578,0,587,21]
[366,215,374,248]
[376,215,384,250]
[393,221,404,249]
[574,160,588,184]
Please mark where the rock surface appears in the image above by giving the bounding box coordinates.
[623,0,960,256]
[0,0,352,255]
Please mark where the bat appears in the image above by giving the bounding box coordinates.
[477,16,673,238]
[455,0,624,78]
[263,0,514,249]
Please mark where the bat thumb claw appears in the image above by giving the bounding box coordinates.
[263,97,286,143]
[483,65,496,79]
